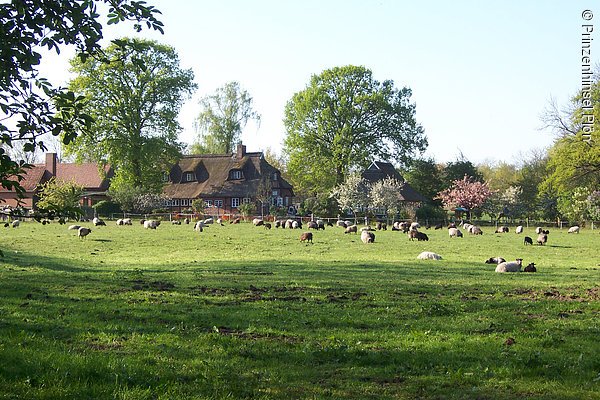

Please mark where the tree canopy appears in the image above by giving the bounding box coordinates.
[191,81,260,154]
[0,0,163,201]
[283,65,427,195]
[64,38,196,194]
[435,175,495,217]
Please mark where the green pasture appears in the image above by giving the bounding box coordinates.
[0,220,599,399]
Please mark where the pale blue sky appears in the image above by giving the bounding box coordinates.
[41,1,598,164]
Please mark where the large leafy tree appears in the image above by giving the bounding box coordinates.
[64,38,196,193]
[191,81,260,154]
[435,175,495,218]
[330,172,371,221]
[283,65,427,195]
[35,178,84,218]
[403,157,444,205]
[0,0,163,204]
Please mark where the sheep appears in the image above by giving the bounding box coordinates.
[542,229,550,234]
[122,218,132,225]
[434,223,443,230]
[410,222,420,230]
[184,217,190,225]
[274,220,282,228]
[463,223,473,231]
[285,219,295,229]
[252,218,264,226]
[408,230,424,241]
[194,220,205,232]
[515,225,524,234]
[68,224,81,231]
[264,222,272,229]
[495,226,509,233]
[316,220,326,230]
[92,217,106,226]
[77,227,92,239]
[140,219,146,225]
[417,251,442,260]
[415,232,429,241]
[307,221,318,229]
[447,222,456,229]
[299,232,313,243]
[344,225,358,234]
[567,226,580,234]
[360,226,373,232]
[11,220,20,228]
[448,227,463,238]
[523,263,537,272]
[230,217,241,224]
[215,218,222,225]
[535,227,543,234]
[524,236,533,245]
[470,226,483,235]
[485,257,506,264]
[203,218,214,225]
[360,230,375,243]
[495,258,523,273]
[336,220,347,228]
[116,219,124,226]
[537,233,547,245]
[291,220,300,229]
[144,220,160,230]
[171,220,181,225]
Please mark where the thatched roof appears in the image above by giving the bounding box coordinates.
[361,161,428,203]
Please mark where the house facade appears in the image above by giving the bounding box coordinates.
[163,144,294,215]
[0,153,112,210]
[361,161,428,206]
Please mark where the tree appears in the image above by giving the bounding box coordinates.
[587,191,600,222]
[64,38,196,194]
[283,65,427,195]
[255,176,272,218]
[192,81,260,154]
[435,176,495,219]
[403,158,444,205]
[1,0,163,205]
[370,176,403,223]
[515,149,549,219]
[35,178,84,218]
[330,172,371,221]
[477,161,518,192]
[443,155,483,187]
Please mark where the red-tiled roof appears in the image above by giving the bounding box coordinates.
[0,165,47,192]
[55,163,111,190]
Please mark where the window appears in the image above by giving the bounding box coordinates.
[165,199,172,206]
[230,170,242,180]
[173,199,179,206]
[272,190,279,196]
[272,172,278,181]
[242,197,251,204]
[181,199,189,206]
[231,198,240,208]
[277,197,283,207]
[205,200,213,207]
[214,200,223,208]
[185,172,195,182]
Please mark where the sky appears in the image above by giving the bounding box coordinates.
[40,0,598,165]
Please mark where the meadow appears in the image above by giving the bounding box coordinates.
[0,220,599,399]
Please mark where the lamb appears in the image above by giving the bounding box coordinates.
[144,220,160,230]
[299,232,313,243]
[515,225,524,234]
[537,233,547,245]
[524,236,533,245]
[495,258,523,273]
[360,230,375,243]
[11,220,20,228]
[252,218,264,226]
[448,227,463,238]
[68,224,81,231]
[77,227,92,239]
[567,226,580,234]
[523,263,537,272]
[344,225,358,234]
[92,217,106,226]
[485,257,506,264]
[417,251,442,260]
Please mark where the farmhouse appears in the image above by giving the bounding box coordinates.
[163,144,294,215]
[0,153,113,209]
[361,161,427,203]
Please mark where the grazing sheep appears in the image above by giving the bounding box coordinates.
[567,226,580,234]
[317,220,326,230]
[434,223,443,230]
[77,227,91,239]
[417,251,442,260]
[448,227,463,238]
[292,220,301,229]
[144,220,160,230]
[495,258,523,273]
[485,257,506,264]
[336,220,347,228]
[116,219,124,226]
[535,227,543,234]
[416,232,429,241]
[68,224,81,231]
[93,217,106,226]
[307,221,318,229]
[361,230,375,243]
[470,226,483,235]
[11,220,20,228]
[495,226,509,233]
[123,218,132,225]
[524,236,533,245]
[344,225,358,234]
[194,220,205,232]
[410,222,420,230]
[252,218,264,226]
[515,225,524,234]
[264,222,272,229]
[285,219,295,229]
[299,232,313,243]
[184,217,190,225]
[523,263,537,272]
[203,218,214,225]
[171,220,181,225]
[537,233,547,245]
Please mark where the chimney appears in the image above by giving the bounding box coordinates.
[45,153,57,176]
[236,143,246,159]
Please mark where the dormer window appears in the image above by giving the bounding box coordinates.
[230,170,243,180]
[185,172,195,182]
[272,172,278,181]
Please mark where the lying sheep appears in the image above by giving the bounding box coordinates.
[252,218,264,226]
[523,263,537,272]
[448,227,463,238]
[537,233,547,245]
[495,226,509,233]
[417,251,442,260]
[567,226,580,234]
[230,218,241,224]
[361,230,375,243]
[336,220,347,228]
[307,221,318,229]
[524,236,533,245]
[515,225,524,234]
[408,230,427,241]
[77,227,91,239]
[12,220,20,228]
[495,258,523,273]
[116,219,124,226]
[203,218,213,225]
[144,220,160,230]
[93,217,106,226]
[344,225,358,234]
[434,223,443,230]
[299,232,313,243]
[171,220,181,225]
[485,257,506,264]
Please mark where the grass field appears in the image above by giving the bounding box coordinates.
[0,220,599,399]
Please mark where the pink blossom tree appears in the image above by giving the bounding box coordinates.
[435,175,495,219]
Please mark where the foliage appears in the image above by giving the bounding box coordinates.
[191,199,204,214]
[238,202,254,217]
[443,155,483,187]
[558,187,591,223]
[370,176,403,219]
[435,176,495,216]
[330,172,371,218]
[92,200,122,217]
[0,0,163,200]
[415,203,446,221]
[193,81,260,154]
[403,158,444,205]
[283,65,427,195]
[134,192,168,214]
[64,37,196,193]
[35,178,83,217]
[298,195,339,217]
[108,183,146,212]
[586,191,600,221]
[477,161,518,192]
[515,150,549,219]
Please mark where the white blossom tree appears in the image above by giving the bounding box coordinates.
[330,172,370,222]
[370,176,404,223]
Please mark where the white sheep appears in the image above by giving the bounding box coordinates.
[204,218,214,225]
[360,230,375,243]
[116,219,124,226]
[68,224,81,231]
[252,218,264,226]
[292,221,300,229]
[417,251,442,260]
[448,227,463,238]
[567,226,580,234]
[11,220,20,228]
[515,225,523,234]
[194,220,205,232]
[144,220,160,229]
[92,217,106,226]
[410,222,420,230]
[535,227,543,234]
[77,227,91,239]
[216,218,223,225]
[122,218,132,225]
[495,259,523,273]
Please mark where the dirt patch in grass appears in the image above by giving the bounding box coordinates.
[506,287,600,302]
[212,326,302,344]
[131,280,175,291]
